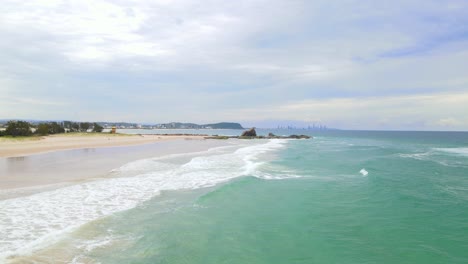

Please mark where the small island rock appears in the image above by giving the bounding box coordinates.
[241,128,257,137]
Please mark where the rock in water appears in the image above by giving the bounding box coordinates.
[288,134,311,139]
[241,128,257,137]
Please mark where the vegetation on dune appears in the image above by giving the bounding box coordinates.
[92,122,103,132]
[4,121,32,137]
[0,120,105,137]
[0,135,42,141]
[36,122,65,136]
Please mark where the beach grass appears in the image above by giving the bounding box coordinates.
[0,135,43,142]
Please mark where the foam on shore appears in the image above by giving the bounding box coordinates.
[0,139,287,261]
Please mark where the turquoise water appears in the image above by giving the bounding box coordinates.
[4,131,468,263]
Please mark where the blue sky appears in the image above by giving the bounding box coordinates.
[1,0,468,130]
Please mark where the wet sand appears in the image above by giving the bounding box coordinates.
[0,138,230,199]
[0,133,206,158]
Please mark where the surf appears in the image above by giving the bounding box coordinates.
[0,139,287,261]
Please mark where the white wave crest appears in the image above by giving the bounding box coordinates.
[434,147,468,156]
[0,139,287,261]
[398,152,431,160]
[254,171,303,180]
[359,168,368,176]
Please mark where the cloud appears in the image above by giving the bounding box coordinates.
[433,117,464,127]
[222,92,468,130]
[0,0,467,130]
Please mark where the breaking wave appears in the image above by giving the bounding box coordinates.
[0,139,287,261]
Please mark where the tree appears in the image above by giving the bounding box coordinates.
[92,123,103,132]
[71,122,80,132]
[80,122,91,132]
[5,121,32,137]
[49,122,65,134]
[36,123,50,136]
[63,121,73,129]
[35,122,65,136]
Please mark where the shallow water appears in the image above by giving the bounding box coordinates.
[2,131,468,263]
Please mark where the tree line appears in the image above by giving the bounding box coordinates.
[0,120,104,137]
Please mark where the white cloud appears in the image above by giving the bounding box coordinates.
[433,118,464,127]
[0,0,467,129]
[223,92,468,130]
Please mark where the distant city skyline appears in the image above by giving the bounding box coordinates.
[1,0,467,130]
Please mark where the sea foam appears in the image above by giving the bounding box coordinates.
[434,147,468,156]
[360,169,368,176]
[0,139,287,261]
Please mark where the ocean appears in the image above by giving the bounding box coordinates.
[1,130,468,263]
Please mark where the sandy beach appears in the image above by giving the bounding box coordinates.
[0,134,231,197]
[0,133,243,262]
[0,133,205,158]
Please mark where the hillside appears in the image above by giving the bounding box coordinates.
[156,122,243,129]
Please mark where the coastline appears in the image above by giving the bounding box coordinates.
[0,136,251,262]
[0,136,232,197]
[0,133,206,158]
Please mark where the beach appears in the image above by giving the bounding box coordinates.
[0,133,238,263]
[0,132,264,262]
[1,130,468,263]
[0,133,206,158]
[0,135,230,197]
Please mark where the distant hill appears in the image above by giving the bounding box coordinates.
[157,122,243,129]
[203,122,244,129]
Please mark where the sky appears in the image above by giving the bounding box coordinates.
[1,0,468,130]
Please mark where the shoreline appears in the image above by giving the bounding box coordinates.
[0,137,233,197]
[0,133,207,158]
[0,137,249,262]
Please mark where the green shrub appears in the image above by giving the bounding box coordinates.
[5,120,32,137]
[36,123,50,136]
[93,123,103,132]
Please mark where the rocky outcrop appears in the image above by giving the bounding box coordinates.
[288,134,311,139]
[241,128,257,137]
[205,130,311,140]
